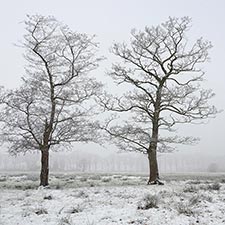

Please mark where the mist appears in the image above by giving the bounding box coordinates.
[0,0,225,172]
[1,2,225,224]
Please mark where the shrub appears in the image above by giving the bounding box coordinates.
[22,211,31,217]
[80,177,88,182]
[220,178,225,183]
[101,177,112,183]
[66,204,83,214]
[189,195,200,205]
[89,182,95,187]
[44,195,53,200]
[158,190,172,198]
[58,216,74,225]
[23,183,37,190]
[208,183,221,191]
[76,190,88,198]
[34,208,48,215]
[112,175,122,179]
[200,194,213,202]
[0,177,7,182]
[137,194,159,210]
[176,202,193,216]
[15,184,23,189]
[183,185,198,193]
[121,176,129,181]
[200,182,221,191]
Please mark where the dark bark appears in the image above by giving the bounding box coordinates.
[147,86,164,185]
[147,141,159,184]
[40,147,49,186]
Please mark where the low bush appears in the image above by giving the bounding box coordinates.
[101,177,112,183]
[208,183,221,191]
[80,177,88,182]
[137,194,159,210]
[176,202,193,216]
[183,185,198,193]
[44,195,53,200]
[34,208,48,215]
[76,190,88,198]
[66,204,84,214]
[0,176,7,182]
[220,178,225,183]
[58,216,74,225]
[189,195,201,205]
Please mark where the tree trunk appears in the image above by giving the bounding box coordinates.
[40,148,49,186]
[147,139,160,184]
[147,144,158,183]
[147,104,164,185]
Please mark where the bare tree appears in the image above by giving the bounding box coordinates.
[0,15,102,186]
[99,17,217,184]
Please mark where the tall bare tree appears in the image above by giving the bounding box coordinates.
[99,17,217,184]
[0,15,102,186]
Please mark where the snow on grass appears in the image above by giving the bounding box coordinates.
[0,173,225,225]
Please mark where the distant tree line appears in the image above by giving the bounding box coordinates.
[0,152,224,174]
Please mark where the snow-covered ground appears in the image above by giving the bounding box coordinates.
[0,173,225,225]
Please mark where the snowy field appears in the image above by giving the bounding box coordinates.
[0,173,225,225]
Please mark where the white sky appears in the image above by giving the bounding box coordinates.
[0,0,224,156]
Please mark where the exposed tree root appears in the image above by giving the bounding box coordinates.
[147,178,164,185]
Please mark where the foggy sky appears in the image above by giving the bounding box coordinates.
[0,0,225,157]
